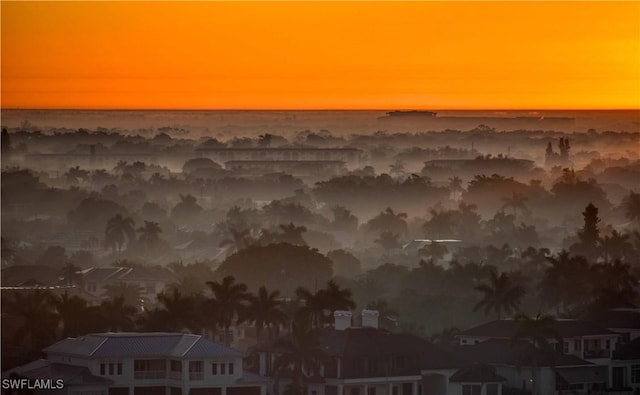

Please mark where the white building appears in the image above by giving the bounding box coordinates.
[5,332,269,395]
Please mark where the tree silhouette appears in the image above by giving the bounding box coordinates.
[366,207,408,236]
[419,241,448,263]
[622,191,640,225]
[219,228,252,253]
[99,296,137,332]
[599,230,633,263]
[277,223,308,245]
[140,289,202,332]
[473,270,525,319]
[513,314,561,395]
[571,203,600,261]
[273,324,327,395]
[105,214,136,253]
[244,286,288,343]
[206,276,249,345]
[539,251,590,315]
[58,262,83,287]
[501,192,529,218]
[102,282,144,309]
[136,221,162,251]
[5,290,58,352]
[366,299,399,331]
[54,292,90,337]
[374,231,402,251]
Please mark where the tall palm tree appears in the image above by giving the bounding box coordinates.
[512,314,561,395]
[623,190,640,225]
[136,220,162,251]
[473,270,525,319]
[366,299,399,331]
[273,324,327,395]
[5,290,59,351]
[219,228,252,253]
[367,207,408,236]
[296,281,355,329]
[105,214,135,253]
[244,286,288,343]
[599,230,633,263]
[501,192,529,218]
[161,289,202,331]
[58,262,83,287]
[206,276,249,345]
[539,251,590,315]
[102,282,145,310]
[99,296,138,332]
[53,291,90,337]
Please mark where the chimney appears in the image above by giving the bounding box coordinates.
[361,309,379,329]
[334,310,352,331]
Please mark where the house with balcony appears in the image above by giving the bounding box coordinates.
[457,319,619,364]
[4,332,269,395]
[256,310,506,395]
[80,266,173,305]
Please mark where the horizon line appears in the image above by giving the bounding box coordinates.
[2,107,639,112]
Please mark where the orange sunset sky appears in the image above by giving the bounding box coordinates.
[1,1,639,110]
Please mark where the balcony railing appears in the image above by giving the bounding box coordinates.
[583,349,609,359]
[189,372,203,381]
[134,370,166,379]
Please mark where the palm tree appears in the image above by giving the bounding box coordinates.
[206,276,249,345]
[512,314,561,395]
[623,190,640,225]
[473,270,525,319]
[244,286,288,343]
[219,228,252,253]
[53,291,90,337]
[105,214,135,253]
[599,230,633,262]
[273,324,327,395]
[58,262,83,286]
[294,287,326,329]
[501,192,529,218]
[539,251,590,315]
[5,290,59,351]
[322,280,356,313]
[136,221,162,251]
[142,289,202,332]
[389,160,406,178]
[99,296,138,332]
[365,299,398,331]
[296,281,355,329]
[102,282,145,310]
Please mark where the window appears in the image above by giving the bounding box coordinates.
[189,361,203,380]
[100,363,106,375]
[109,363,114,375]
[228,362,234,375]
[574,339,581,351]
[463,385,481,395]
[486,384,499,395]
[220,363,226,375]
[563,341,569,353]
[367,388,376,395]
[632,365,640,384]
[606,339,611,349]
[171,360,181,372]
[117,363,122,375]
[212,363,218,375]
